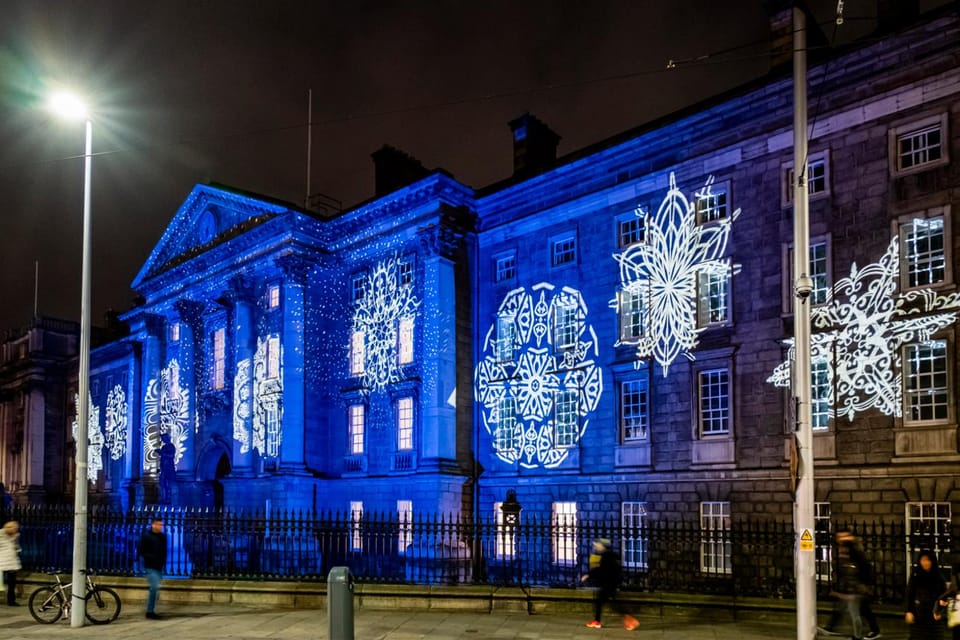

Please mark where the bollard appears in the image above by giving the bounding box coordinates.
[328,566,354,640]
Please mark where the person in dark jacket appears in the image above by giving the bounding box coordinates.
[820,531,882,639]
[580,538,638,630]
[138,518,167,619]
[934,563,960,640]
[906,550,947,640]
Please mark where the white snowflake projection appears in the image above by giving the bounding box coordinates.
[768,237,960,420]
[233,358,252,454]
[143,359,190,471]
[474,282,603,469]
[252,335,283,457]
[103,384,128,461]
[611,173,740,376]
[351,254,420,393]
[72,393,104,480]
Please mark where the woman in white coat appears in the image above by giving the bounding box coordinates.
[0,521,21,605]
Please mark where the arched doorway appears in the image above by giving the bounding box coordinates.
[196,436,232,510]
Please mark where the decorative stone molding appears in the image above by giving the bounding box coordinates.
[275,252,313,286]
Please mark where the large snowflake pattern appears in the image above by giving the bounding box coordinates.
[72,393,104,480]
[253,335,283,457]
[103,384,128,461]
[233,358,252,454]
[769,237,960,420]
[611,173,739,376]
[143,359,190,471]
[474,282,603,468]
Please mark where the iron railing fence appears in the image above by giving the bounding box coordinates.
[5,504,950,602]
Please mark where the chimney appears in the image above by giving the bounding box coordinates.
[509,113,560,177]
[371,145,430,197]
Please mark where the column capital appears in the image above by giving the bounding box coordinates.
[417,223,464,260]
[173,299,206,326]
[275,252,313,285]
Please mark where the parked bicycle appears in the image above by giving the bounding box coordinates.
[28,571,121,624]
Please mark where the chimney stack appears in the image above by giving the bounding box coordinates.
[371,145,430,197]
[509,113,560,177]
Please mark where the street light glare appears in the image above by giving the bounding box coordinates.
[48,91,89,120]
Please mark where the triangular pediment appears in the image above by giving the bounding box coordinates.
[131,184,293,289]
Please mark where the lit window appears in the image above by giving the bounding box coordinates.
[621,502,648,569]
[618,214,645,248]
[552,502,577,566]
[811,359,831,431]
[699,369,730,436]
[898,124,943,172]
[350,331,365,376]
[903,340,949,423]
[266,336,281,380]
[495,315,517,363]
[905,502,951,579]
[399,260,413,286]
[397,500,413,553]
[554,390,578,448]
[397,317,414,365]
[695,187,728,224]
[697,271,729,326]
[786,241,831,310]
[494,396,518,453]
[350,501,363,551]
[620,379,648,441]
[168,323,180,343]
[212,328,226,390]
[901,217,945,289]
[551,235,576,267]
[349,404,365,455]
[397,397,414,451]
[351,273,367,303]
[554,304,578,350]
[495,254,516,282]
[268,284,280,309]
[619,286,647,342]
[493,501,518,559]
[700,501,731,574]
[785,155,829,204]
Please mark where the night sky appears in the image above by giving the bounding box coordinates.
[0,1,905,333]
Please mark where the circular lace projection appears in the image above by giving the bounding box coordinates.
[143,359,190,472]
[475,282,603,469]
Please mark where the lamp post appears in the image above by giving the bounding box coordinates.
[48,90,92,628]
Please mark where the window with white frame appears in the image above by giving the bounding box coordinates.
[349,404,365,455]
[397,396,414,451]
[901,216,945,289]
[784,154,829,204]
[895,119,945,174]
[268,284,280,309]
[266,335,281,379]
[494,396,518,453]
[906,502,951,579]
[700,501,731,574]
[551,234,577,267]
[552,502,577,566]
[621,502,648,569]
[495,254,516,282]
[493,501,517,559]
[618,213,645,248]
[397,317,414,365]
[351,273,367,303]
[397,500,413,553]
[695,184,729,224]
[554,390,578,448]
[697,270,729,326]
[620,378,649,442]
[903,340,949,423]
[350,501,363,551]
[554,303,578,351]
[619,286,647,342]
[698,369,730,436]
[785,241,831,311]
[212,327,226,390]
[495,314,517,363]
[350,331,365,376]
[399,260,413,286]
[814,502,832,581]
[168,322,180,343]
[811,358,831,431]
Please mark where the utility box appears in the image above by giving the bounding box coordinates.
[328,566,354,640]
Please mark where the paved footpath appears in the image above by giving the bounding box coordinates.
[0,603,912,640]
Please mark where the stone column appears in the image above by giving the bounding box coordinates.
[275,253,311,470]
[125,312,164,502]
[219,278,257,473]
[174,300,205,474]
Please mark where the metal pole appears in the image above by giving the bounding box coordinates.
[70,118,92,627]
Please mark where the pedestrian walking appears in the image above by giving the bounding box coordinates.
[819,530,882,639]
[0,521,21,606]
[138,517,167,619]
[906,550,946,640]
[934,562,960,640]
[580,538,638,630]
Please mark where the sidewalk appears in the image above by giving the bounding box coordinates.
[0,603,911,640]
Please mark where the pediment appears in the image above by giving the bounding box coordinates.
[132,184,291,289]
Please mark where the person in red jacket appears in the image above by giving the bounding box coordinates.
[581,538,638,630]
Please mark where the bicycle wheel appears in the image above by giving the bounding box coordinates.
[85,586,121,624]
[28,586,64,624]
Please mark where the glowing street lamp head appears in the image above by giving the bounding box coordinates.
[47,90,89,121]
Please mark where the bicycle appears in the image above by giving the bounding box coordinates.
[28,571,122,624]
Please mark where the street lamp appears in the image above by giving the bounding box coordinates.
[47,89,92,628]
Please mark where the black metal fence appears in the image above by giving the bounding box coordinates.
[6,504,950,602]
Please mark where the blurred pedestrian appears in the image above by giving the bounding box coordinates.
[819,530,882,638]
[906,550,946,640]
[581,538,638,630]
[138,518,167,620]
[0,520,21,606]
[934,562,960,640]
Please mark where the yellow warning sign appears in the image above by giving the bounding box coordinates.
[799,529,814,551]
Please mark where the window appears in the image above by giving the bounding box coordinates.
[784,153,830,204]
[397,500,413,553]
[212,328,226,390]
[168,323,180,343]
[397,317,414,365]
[350,501,363,551]
[554,303,578,351]
[697,271,729,326]
[349,404,365,455]
[620,378,649,442]
[399,260,413,286]
[554,390,578,448]
[350,331,365,376]
[814,502,832,581]
[621,502,648,569]
[619,287,647,342]
[266,336,281,380]
[495,314,517,363]
[903,340,949,423]
[906,502,951,578]
[700,501,731,574]
[351,273,367,303]
[695,185,729,224]
[397,397,414,451]
[698,369,730,436]
[552,502,577,566]
[901,216,945,289]
[618,213,645,248]
[811,359,831,431]
[896,121,944,173]
[268,284,280,309]
[493,501,518,559]
[551,235,577,267]
[494,396,518,453]
[785,240,831,312]
[495,254,516,282]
